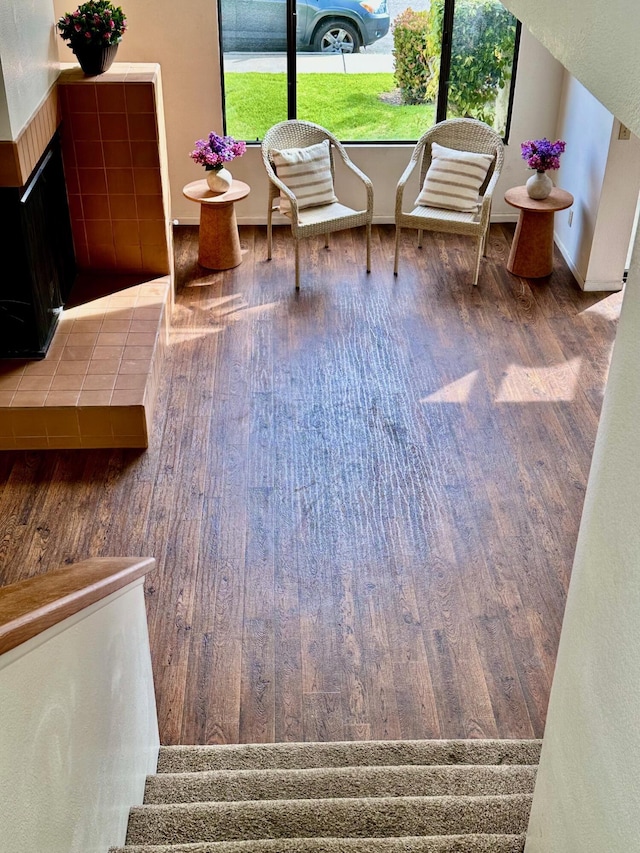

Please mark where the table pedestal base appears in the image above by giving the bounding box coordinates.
[199,202,242,270]
[507,209,556,278]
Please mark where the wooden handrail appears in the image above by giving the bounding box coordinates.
[0,557,155,656]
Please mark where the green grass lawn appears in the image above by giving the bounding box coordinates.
[224,72,436,142]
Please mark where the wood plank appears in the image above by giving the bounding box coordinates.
[0,224,623,745]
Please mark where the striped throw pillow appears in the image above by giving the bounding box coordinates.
[271,139,338,215]
[416,142,494,212]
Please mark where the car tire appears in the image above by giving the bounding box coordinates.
[312,20,361,54]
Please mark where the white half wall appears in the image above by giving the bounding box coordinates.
[524,224,640,853]
[0,579,159,853]
[0,0,59,140]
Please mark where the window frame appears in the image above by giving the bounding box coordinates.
[217,0,521,145]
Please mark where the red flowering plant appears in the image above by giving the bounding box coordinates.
[57,0,127,47]
[521,138,566,172]
[189,133,247,173]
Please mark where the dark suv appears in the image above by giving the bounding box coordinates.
[220,0,390,53]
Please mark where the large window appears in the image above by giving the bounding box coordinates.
[218,0,520,143]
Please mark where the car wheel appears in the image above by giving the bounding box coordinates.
[313,20,361,54]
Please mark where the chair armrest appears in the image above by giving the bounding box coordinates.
[483,167,501,202]
[395,155,420,218]
[477,168,501,223]
[332,143,374,213]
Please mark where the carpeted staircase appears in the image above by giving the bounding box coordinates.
[110,739,540,853]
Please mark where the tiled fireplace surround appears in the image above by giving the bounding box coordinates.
[0,64,173,450]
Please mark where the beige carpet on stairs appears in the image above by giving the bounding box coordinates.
[110,739,540,853]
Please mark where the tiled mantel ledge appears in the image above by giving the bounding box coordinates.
[0,275,170,450]
[0,62,174,450]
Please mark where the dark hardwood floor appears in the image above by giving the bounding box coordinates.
[0,223,622,745]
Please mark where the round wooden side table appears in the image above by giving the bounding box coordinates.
[504,185,573,278]
[182,179,250,270]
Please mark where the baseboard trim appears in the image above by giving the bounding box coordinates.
[553,232,585,289]
[176,214,522,227]
[491,213,520,224]
[580,279,624,292]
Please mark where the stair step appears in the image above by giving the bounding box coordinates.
[110,833,525,853]
[157,740,542,774]
[144,764,537,804]
[125,794,532,846]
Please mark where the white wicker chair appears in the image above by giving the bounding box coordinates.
[394,118,505,286]
[261,120,373,289]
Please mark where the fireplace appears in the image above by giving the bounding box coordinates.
[0,134,76,359]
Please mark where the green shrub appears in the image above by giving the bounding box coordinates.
[429,0,517,126]
[393,0,517,129]
[392,8,439,105]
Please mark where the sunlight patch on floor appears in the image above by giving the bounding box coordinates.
[169,327,226,343]
[421,371,480,404]
[495,357,582,403]
[420,358,582,405]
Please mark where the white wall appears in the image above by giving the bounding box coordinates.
[498,2,640,852]
[0,59,10,139]
[494,28,564,219]
[0,580,159,853]
[552,74,614,285]
[584,125,640,289]
[0,0,59,140]
[552,75,640,292]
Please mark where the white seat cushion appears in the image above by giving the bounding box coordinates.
[405,204,481,225]
[271,139,338,214]
[279,201,360,226]
[416,142,493,212]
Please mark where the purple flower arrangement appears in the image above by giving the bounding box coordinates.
[190,133,247,171]
[521,138,566,172]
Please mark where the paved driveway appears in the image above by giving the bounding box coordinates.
[223,52,394,73]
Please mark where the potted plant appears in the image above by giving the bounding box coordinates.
[57,0,127,76]
[189,133,247,193]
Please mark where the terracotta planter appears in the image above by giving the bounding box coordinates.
[72,42,119,76]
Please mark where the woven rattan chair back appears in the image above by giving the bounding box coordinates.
[261,120,373,289]
[394,118,505,285]
[416,118,504,194]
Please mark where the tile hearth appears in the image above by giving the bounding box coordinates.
[0,275,170,450]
